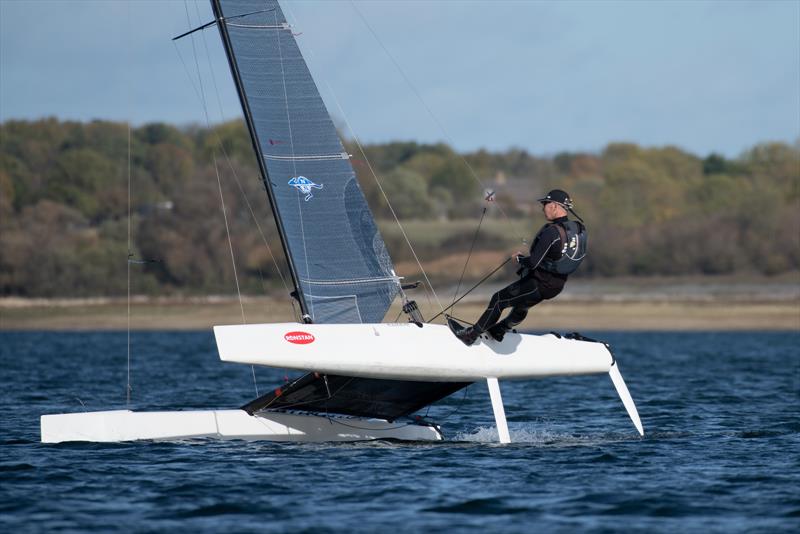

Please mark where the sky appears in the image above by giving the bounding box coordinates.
[1,0,798,157]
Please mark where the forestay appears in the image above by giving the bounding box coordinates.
[213,0,399,324]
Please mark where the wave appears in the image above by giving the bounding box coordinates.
[453,424,638,446]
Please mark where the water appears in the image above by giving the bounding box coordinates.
[1,331,798,532]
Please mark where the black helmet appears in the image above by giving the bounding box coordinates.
[537,189,573,209]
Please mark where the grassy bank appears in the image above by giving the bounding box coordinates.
[2,293,797,331]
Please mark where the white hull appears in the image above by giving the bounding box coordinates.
[40,409,443,444]
[41,324,644,444]
[214,322,644,439]
[215,322,613,381]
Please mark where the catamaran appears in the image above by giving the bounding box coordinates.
[41,0,643,444]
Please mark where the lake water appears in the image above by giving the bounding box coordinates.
[1,331,798,532]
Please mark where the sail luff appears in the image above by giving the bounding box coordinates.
[210,0,308,318]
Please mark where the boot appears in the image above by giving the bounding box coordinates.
[455,326,480,346]
[487,321,510,342]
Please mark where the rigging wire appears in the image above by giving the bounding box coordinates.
[177,3,313,390]
[182,0,246,326]
[348,1,527,247]
[126,0,132,407]
[126,123,132,407]
[189,2,293,300]
[428,257,512,323]
[183,0,267,396]
[171,40,293,304]
[451,207,487,315]
[280,2,446,315]
[327,89,445,315]
[191,0,322,394]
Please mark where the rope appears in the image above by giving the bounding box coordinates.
[349,1,527,247]
[444,314,475,327]
[451,207,486,314]
[428,257,511,323]
[126,1,132,408]
[281,2,445,315]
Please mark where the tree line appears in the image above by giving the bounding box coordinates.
[0,118,797,297]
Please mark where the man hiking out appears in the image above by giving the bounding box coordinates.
[451,189,587,346]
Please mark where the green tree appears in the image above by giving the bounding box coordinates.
[44,148,119,219]
[380,167,435,219]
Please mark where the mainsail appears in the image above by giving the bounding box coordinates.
[212,0,399,324]
[212,0,471,420]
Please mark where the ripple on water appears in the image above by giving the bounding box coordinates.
[424,497,530,515]
[171,502,253,518]
[737,429,790,439]
[2,331,799,532]
[0,463,36,472]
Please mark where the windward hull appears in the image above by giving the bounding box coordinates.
[214,322,614,381]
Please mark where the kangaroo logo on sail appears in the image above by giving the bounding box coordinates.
[288,176,323,201]
[284,331,315,344]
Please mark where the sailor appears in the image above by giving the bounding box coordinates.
[454,189,587,346]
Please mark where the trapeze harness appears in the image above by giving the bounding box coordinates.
[539,220,587,275]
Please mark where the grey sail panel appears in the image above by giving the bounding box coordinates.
[214,0,399,323]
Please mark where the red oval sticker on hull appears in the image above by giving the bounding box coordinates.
[284,331,315,344]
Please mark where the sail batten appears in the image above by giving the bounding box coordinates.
[213,0,399,324]
[263,153,350,162]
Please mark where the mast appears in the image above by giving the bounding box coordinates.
[210,0,308,318]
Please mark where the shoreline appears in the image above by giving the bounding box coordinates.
[2,295,797,331]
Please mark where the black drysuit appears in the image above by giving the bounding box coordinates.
[473,216,570,332]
